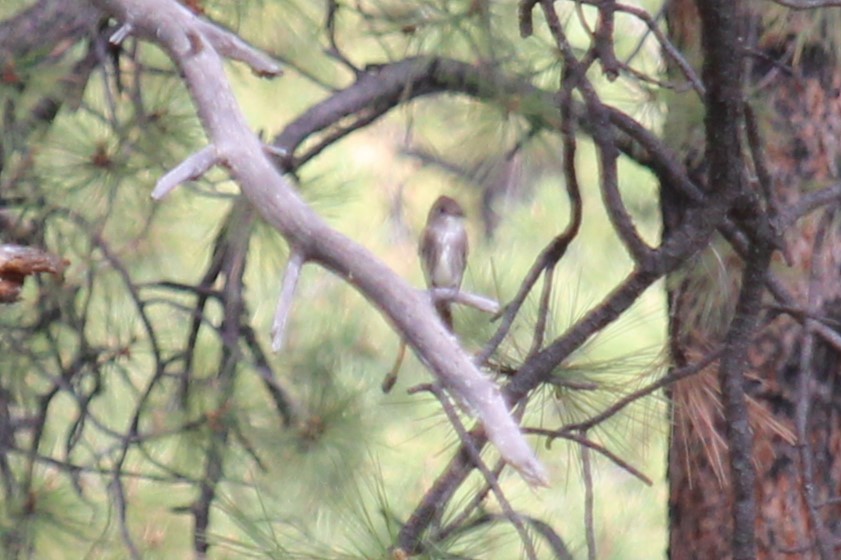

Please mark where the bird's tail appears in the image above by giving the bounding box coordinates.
[435,300,454,331]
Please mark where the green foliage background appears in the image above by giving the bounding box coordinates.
[0,0,669,558]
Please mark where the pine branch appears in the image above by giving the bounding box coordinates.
[88,0,548,487]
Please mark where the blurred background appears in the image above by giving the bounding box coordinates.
[0,0,669,557]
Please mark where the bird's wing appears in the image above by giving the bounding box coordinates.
[419,226,440,287]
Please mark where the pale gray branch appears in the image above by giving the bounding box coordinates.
[195,19,283,77]
[90,0,547,486]
[272,251,305,352]
[110,22,132,43]
[262,144,289,158]
[152,146,218,200]
[429,287,500,314]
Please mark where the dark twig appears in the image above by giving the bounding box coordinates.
[463,513,574,560]
[193,197,249,558]
[613,1,704,95]
[794,208,835,560]
[717,234,768,560]
[395,432,486,554]
[744,102,787,260]
[528,263,555,357]
[542,0,705,96]
[695,2,762,556]
[518,0,540,38]
[324,0,359,74]
[594,0,619,80]
[409,384,538,560]
[477,53,584,365]
[563,347,723,434]
[381,340,406,393]
[476,218,579,367]
[434,459,506,543]
[111,474,142,559]
[178,199,254,404]
[525,427,652,486]
[581,443,597,560]
[780,182,841,228]
[239,323,299,427]
[540,0,653,266]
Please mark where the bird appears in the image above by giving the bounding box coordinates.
[418,195,469,330]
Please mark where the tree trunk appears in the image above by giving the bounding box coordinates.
[665,1,841,558]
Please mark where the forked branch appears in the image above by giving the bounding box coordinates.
[89,0,547,486]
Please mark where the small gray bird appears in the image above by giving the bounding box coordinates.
[419,195,469,330]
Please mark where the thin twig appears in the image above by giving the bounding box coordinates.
[111,475,142,559]
[410,384,539,560]
[794,208,835,560]
[430,287,500,314]
[271,250,305,352]
[381,340,406,393]
[525,427,652,485]
[528,263,555,357]
[434,459,506,542]
[152,145,218,199]
[594,0,619,80]
[477,45,584,365]
[581,442,597,560]
[540,0,653,266]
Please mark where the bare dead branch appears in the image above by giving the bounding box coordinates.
[152,146,219,200]
[271,250,305,352]
[270,56,676,181]
[194,19,283,77]
[90,0,548,486]
[109,22,132,44]
[429,287,500,314]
